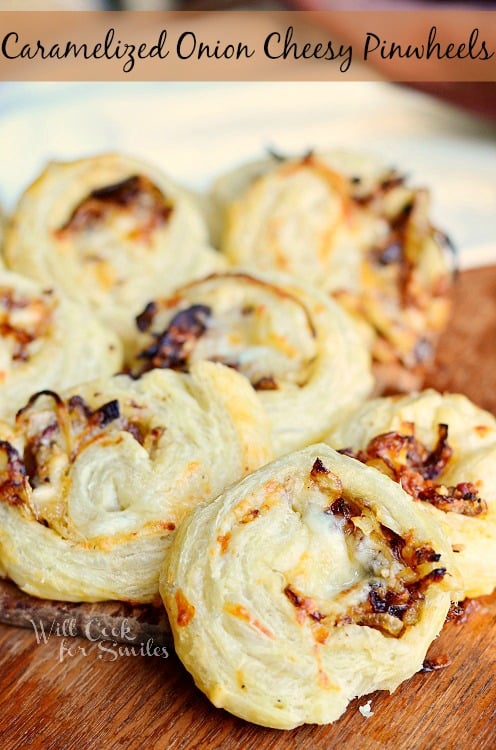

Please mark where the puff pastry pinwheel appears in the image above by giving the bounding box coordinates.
[327,389,496,598]
[127,271,373,456]
[0,269,121,421]
[4,153,224,350]
[0,361,273,603]
[212,150,454,391]
[162,443,457,729]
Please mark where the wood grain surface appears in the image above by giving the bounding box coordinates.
[0,266,495,750]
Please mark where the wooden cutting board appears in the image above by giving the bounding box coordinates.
[1,266,495,750]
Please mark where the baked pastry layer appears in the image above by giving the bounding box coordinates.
[127,271,373,456]
[0,269,121,421]
[212,150,454,390]
[5,153,225,351]
[327,389,496,598]
[162,444,457,729]
[0,362,273,603]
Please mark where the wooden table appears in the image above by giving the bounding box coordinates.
[1,267,495,750]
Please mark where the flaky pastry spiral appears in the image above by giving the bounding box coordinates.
[162,444,457,729]
[327,389,496,598]
[0,362,272,603]
[5,153,225,350]
[0,269,121,421]
[212,150,454,389]
[127,271,373,456]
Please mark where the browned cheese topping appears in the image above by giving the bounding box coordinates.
[340,424,486,518]
[252,375,278,391]
[134,304,211,376]
[283,458,447,638]
[55,175,174,242]
[0,287,54,362]
[175,589,196,627]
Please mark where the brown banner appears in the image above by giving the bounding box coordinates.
[0,11,494,81]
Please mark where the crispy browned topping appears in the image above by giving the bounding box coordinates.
[56,175,173,240]
[13,390,154,498]
[445,601,466,623]
[324,496,363,538]
[355,567,446,636]
[175,589,195,627]
[283,471,446,637]
[0,441,29,507]
[309,459,343,506]
[421,655,451,672]
[340,522,447,636]
[123,420,145,445]
[445,598,481,624]
[284,585,325,623]
[253,375,278,391]
[240,508,260,524]
[134,304,211,376]
[386,532,440,571]
[310,457,329,478]
[0,287,54,362]
[67,394,92,418]
[378,524,408,563]
[417,482,484,517]
[352,170,406,205]
[284,552,446,638]
[217,533,231,554]
[340,424,486,517]
[369,201,414,275]
[92,399,120,427]
[325,496,362,521]
[135,301,158,333]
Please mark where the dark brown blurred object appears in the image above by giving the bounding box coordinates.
[409,82,496,121]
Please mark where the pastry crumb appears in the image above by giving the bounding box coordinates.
[359,700,374,718]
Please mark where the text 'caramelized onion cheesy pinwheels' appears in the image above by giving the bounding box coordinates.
[127,271,373,456]
[4,154,225,350]
[161,444,459,730]
[0,270,121,421]
[211,150,455,392]
[0,362,273,603]
[327,389,496,599]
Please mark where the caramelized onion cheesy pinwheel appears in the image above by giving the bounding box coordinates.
[127,271,373,456]
[0,362,273,603]
[0,270,121,421]
[4,154,224,350]
[162,444,457,729]
[328,389,496,599]
[212,150,454,391]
